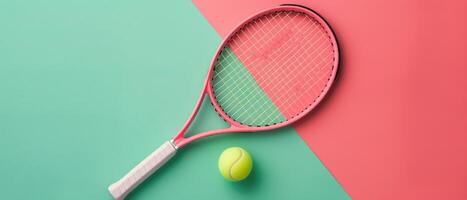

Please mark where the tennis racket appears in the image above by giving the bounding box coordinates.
[108,4,339,199]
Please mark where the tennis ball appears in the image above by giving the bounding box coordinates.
[218,147,253,181]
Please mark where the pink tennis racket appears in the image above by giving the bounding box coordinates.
[108,4,339,199]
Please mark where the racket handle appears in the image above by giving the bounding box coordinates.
[108,141,177,200]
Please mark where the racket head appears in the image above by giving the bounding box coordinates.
[206,5,339,131]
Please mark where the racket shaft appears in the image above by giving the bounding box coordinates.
[108,141,177,200]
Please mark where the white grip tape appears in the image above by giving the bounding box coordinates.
[108,141,177,200]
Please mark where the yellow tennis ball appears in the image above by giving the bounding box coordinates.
[218,147,253,181]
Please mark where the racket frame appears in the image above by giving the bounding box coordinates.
[173,5,339,148]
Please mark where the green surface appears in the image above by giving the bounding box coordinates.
[0,1,349,199]
[212,47,285,126]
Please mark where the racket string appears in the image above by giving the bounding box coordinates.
[213,14,305,124]
[212,10,336,126]
[213,13,309,102]
[213,12,298,81]
[238,21,330,119]
[215,12,329,124]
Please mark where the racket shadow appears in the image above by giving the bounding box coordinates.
[295,39,344,127]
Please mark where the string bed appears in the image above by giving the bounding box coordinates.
[212,10,335,126]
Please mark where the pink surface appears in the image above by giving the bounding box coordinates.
[193,0,467,199]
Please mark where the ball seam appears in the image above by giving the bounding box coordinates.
[228,148,244,180]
